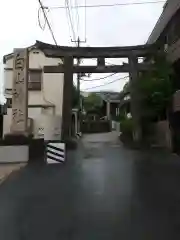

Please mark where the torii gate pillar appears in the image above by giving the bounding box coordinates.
[61,56,73,141]
[129,55,142,142]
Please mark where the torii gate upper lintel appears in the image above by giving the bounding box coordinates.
[36,40,156,58]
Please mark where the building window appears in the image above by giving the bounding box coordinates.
[28,70,42,90]
[32,51,39,54]
[6,98,12,108]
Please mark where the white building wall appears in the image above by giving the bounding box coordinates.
[4,71,13,89]
[3,108,12,136]
[29,50,63,68]
[3,48,64,137]
[43,73,64,115]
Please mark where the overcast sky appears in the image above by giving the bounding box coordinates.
[0,0,165,99]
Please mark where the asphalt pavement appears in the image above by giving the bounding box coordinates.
[0,132,180,239]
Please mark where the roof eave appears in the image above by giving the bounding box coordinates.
[3,43,38,64]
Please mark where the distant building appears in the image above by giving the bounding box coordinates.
[83,91,121,120]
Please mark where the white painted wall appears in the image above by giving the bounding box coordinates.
[3,108,12,135]
[0,146,28,163]
[3,48,64,138]
[43,73,64,115]
[4,70,12,89]
[29,50,63,68]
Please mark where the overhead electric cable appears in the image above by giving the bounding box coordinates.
[49,1,165,10]
[38,0,58,45]
[65,0,77,42]
[83,75,129,90]
[81,73,118,81]
[74,0,80,36]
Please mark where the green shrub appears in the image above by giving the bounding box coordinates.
[120,118,134,137]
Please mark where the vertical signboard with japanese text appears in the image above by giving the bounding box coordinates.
[11,48,28,133]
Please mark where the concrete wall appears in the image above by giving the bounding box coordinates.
[173,90,180,112]
[3,107,60,139]
[0,146,28,163]
[3,49,64,137]
[151,120,172,150]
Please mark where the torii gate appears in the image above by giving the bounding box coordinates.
[36,41,156,142]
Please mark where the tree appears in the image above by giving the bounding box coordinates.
[137,52,173,122]
[83,93,102,112]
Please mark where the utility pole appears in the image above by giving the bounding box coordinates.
[71,37,86,110]
[71,37,86,132]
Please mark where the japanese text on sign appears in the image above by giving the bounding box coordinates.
[11,49,28,133]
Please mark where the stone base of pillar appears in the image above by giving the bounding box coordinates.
[4,133,30,145]
[64,138,78,150]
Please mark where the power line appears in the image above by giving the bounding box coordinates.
[83,75,129,91]
[84,0,87,42]
[74,0,80,36]
[49,1,165,10]
[38,7,47,30]
[91,58,120,66]
[80,60,124,82]
[38,0,58,45]
[65,2,73,40]
[69,0,77,37]
[65,0,77,42]
[81,73,117,82]
[65,0,73,40]
[65,0,77,43]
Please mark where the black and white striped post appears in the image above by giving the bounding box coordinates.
[46,141,66,164]
[43,115,66,164]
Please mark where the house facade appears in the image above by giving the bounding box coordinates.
[147,0,180,66]
[147,0,180,150]
[3,44,64,138]
[82,91,121,120]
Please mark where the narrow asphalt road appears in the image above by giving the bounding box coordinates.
[0,132,180,239]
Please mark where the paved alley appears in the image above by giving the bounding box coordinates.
[0,132,180,239]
